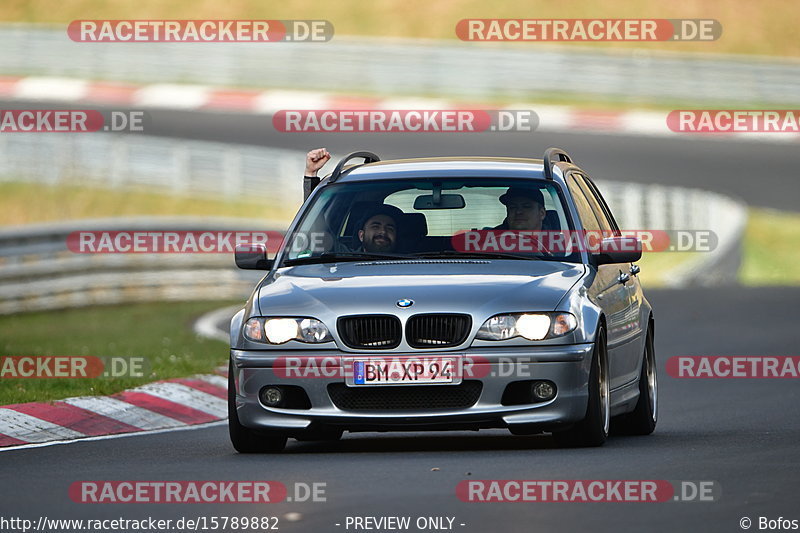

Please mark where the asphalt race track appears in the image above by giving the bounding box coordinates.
[3,287,799,532]
[2,106,799,533]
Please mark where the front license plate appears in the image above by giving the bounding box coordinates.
[352,357,460,386]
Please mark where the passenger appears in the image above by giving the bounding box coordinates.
[495,187,547,231]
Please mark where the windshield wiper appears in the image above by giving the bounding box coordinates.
[411,250,539,261]
[283,251,411,266]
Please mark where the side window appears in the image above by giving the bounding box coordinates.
[582,175,621,233]
[573,173,613,233]
[567,176,601,232]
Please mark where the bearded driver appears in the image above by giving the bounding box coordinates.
[356,204,403,253]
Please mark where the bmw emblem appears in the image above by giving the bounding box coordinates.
[396,298,414,308]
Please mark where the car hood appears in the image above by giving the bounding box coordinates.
[257,260,585,317]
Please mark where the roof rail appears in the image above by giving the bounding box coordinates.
[329,151,381,183]
[543,147,573,180]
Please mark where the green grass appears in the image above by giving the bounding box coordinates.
[741,208,800,286]
[640,207,800,287]
[0,301,235,405]
[0,182,297,227]
[2,0,799,57]
[636,250,702,288]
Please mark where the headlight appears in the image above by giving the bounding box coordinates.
[476,315,517,340]
[476,312,577,341]
[264,318,299,344]
[244,317,332,344]
[515,314,551,340]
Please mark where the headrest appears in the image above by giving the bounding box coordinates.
[401,212,428,237]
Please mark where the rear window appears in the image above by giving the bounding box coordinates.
[382,182,567,236]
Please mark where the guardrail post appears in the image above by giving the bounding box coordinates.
[172,144,190,194]
[223,148,243,199]
[109,136,128,188]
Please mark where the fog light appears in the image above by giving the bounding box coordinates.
[532,381,556,401]
[260,386,283,407]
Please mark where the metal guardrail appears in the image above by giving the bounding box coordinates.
[597,180,747,286]
[0,133,305,208]
[0,132,743,235]
[0,218,276,315]
[0,131,745,230]
[1,24,799,106]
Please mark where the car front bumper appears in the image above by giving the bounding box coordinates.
[230,344,594,435]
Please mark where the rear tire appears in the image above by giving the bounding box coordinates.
[554,328,609,448]
[228,361,287,453]
[614,326,657,435]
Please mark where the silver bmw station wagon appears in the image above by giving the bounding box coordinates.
[228,148,657,452]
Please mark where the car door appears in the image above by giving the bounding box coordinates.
[577,173,645,387]
[566,173,635,391]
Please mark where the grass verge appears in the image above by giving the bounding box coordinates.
[0,301,234,405]
[741,208,800,286]
[636,251,701,288]
[0,182,297,227]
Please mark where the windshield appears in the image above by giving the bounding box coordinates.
[280,177,580,266]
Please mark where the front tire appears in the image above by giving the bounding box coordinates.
[228,361,287,453]
[554,327,609,448]
[614,326,657,435]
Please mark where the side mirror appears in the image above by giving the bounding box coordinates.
[594,236,642,265]
[235,243,273,270]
